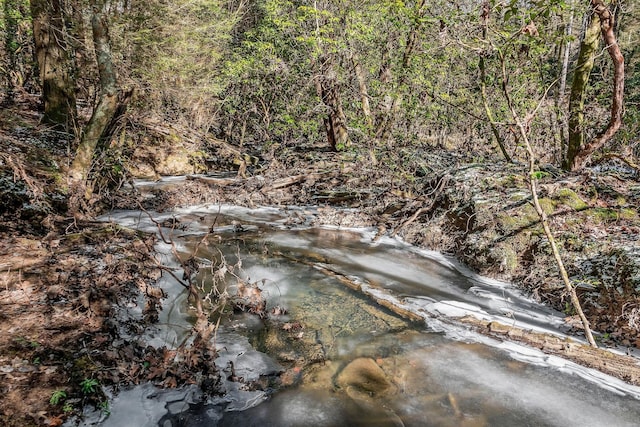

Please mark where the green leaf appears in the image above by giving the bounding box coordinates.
[50,390,67,406]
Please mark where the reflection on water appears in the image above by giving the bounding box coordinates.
[90,206,640,427]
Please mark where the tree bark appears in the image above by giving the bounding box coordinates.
[314,56,349,151]
[69,3,119,193]
[3,0,18,104]
[29,0,76,129]
[350,52,373,130]
[565,10,600,170]
[559,2,575,97]
[565,0,625,171]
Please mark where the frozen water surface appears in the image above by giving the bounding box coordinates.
[80,204,640,427]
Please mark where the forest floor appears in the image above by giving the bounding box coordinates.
[2,99,640,425]
[0,102,220,426]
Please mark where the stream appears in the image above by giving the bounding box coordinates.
[78,197,640,426]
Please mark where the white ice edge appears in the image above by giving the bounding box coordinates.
[101,203,640,400]
[361,285,640,400]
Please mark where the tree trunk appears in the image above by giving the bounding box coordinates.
[554,2,575,163]
[30,0,76,129]
[350,52,373,130]
[565,0,625,171]
[3,0,18,104]
[479,2,512,162]
[314,56,349,151]
[69,3,119,195]
[559,2,575,97]
[565,10,600,170]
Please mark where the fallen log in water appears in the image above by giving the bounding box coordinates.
[186,175,240,186]
[279,252,640,387]
[458,315,640,386]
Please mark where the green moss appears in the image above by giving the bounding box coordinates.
[593,208,620,222]
[564,216,582,227]
[500,246,519,274]
[497,212,519,229]
[508,191,529,202]
[497,205,542,233]
[555,188,588,210]
[537,197,556,215]
[620,208,637,220]
[497,174,526,188]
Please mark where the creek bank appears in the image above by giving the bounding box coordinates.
[137,149,640,352]
[0,124,225,425]
[0,221,166,426]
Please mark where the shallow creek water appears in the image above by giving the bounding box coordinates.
[84,202,640,427]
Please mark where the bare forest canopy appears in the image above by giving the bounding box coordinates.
[1,0,639,185]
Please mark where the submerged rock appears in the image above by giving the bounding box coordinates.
[335,357,397,399]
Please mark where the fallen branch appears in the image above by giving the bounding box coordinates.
[263,171,331,192]
[390,175,449,237]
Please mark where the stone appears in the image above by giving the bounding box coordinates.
[335,357,396,398]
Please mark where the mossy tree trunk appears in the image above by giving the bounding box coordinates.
[30,0,76,130]
[69,2,119,202]
[565,0,625,171]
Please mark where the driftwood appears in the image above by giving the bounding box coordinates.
[262,171,331,192]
